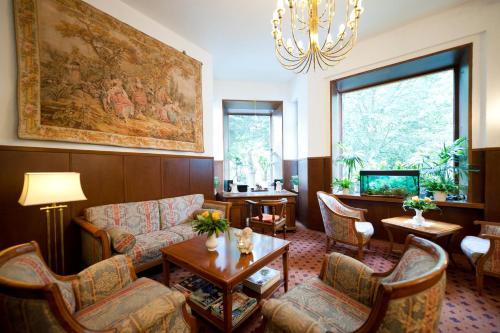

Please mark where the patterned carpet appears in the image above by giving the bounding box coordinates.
[147,224,500,332]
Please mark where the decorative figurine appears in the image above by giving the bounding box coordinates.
[275,180,283,192]
[235,227,254,254]
[231,182,239,193]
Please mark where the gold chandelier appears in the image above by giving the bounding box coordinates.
[271,0,364,73]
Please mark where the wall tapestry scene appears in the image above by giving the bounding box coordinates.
[14,0,204,152]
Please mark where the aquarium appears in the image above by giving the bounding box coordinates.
[360,170,419,198]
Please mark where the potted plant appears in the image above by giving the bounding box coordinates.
[291,175,299,192]
[192,211,230,251]
[403,196,438,226]
[333,178,353,195]
[422,176,457,201]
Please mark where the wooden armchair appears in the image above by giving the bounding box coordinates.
[317,191,373,259]
[246,199,287,238]
[262,235,448,333]
[0,241,197,333]
[460,220,500,295]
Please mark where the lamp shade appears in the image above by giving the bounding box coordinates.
[18,172,87,206]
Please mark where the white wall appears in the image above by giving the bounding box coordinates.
[295,0,500,157]
[213,80,298,160]
[0,0,214,156]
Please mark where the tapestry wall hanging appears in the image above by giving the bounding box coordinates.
[14,0,204,152]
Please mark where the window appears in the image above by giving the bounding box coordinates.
[341,69,455,170]
[223,100,283,188]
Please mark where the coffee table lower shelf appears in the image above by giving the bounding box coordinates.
[187,279,283,332]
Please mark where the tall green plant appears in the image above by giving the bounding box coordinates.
[336,143,364,179]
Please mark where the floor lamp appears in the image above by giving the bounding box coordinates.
[18,172,87,274]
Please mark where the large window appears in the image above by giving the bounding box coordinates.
[341,70,455,170]
[223,101,283,188]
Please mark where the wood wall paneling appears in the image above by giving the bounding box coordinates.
[0,146,214,273]
[297,158,308,226]
[214,160,224,193]
[484,149,500,221]
[283,159,298,190]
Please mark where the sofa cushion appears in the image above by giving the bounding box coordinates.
[85,200,160,236]
[125,230,184,266]
[0,252,76,314]
[106,227,136,253]
[277,277,370,332]
[159,194,204,228]
[168,223,197,240]
[75,277,189,332]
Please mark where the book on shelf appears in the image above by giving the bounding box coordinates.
[210,292,257,325]
[174,275,223,310]
[243,266,280,294]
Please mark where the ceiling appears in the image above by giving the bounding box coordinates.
[122,0,469,83]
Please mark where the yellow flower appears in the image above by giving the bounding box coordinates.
[201,211,209,218]
[212,211,221,221]
[424,197,432,202]
[411,196,420,201]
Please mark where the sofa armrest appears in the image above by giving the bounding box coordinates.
[74,216,112,267]
[203,200,232,221]
[73,255,136,310]
[320,252,379,307]
[262,299,322,333]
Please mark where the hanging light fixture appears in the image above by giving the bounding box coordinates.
[271,0,364,73]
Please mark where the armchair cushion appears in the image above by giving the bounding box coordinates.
[75,277,189,332]
[461,235,489,264]
[321,252,378,307]
[0,252,76,313]
[382,246,438,283]
[270,277,370,333]
[355,221,374,242]
[251,214,282,223]
[125,230,184,266]
[106,227,136,253]
[74,255,134,310]
[84,200,160,236]
[159,194,204,228]
[262,299,322,333]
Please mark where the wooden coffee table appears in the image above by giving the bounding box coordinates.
[381,216,462,266]
[161,228,290,332]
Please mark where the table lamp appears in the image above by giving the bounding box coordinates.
[18,172,87,273]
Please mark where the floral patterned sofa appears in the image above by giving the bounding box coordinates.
[74,194,231,272]
[262,234,448,333]
[0,241,196,333]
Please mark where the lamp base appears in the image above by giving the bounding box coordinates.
[40,203,67,274]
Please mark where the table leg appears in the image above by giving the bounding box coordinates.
[163,260,170,286]
[385,226,395,254]
[446,234,459,268]
[223,286,232,332]
[283,250,289,292]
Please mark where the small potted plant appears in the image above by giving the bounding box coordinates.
[192,210,230,251]
[291,175,299,192]
[333,178,353,195]
[423,176,457,202]
[403,196,438,226]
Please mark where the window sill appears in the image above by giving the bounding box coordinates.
[335,193,484,209]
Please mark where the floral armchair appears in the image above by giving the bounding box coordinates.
[262,235,448,333]
[317,191,374,259]
[460,220,500,295]
[0,241,197,333]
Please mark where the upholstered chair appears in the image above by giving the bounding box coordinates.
[317,191,374,259]
[246,199,288,238]
[460,220,500,295]
[0,241,197,333]
[262,235,448,333]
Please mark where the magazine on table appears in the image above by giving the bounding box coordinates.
[211,292,257,324]
[243,266,280,293]
[174,275,209,295]
[174,275,223,309]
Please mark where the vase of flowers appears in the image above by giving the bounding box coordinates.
[192,210,230,251]
[402,196,438,226]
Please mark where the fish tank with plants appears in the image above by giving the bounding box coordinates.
[360,170,420,198]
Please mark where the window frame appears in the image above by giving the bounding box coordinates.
[330,44,473,197]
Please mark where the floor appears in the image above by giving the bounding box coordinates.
[149,224,500,333]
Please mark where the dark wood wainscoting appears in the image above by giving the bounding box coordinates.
[484,148,500,221]
[297,157,332,231]
[0,146,214,273]
[283,159,298,190]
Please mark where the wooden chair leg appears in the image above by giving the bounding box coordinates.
[283,224,287,239]
[367,241,371,250]
[326,237,331,253]
[476,270,484,296]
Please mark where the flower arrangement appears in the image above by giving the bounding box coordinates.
[192,210,230,237]
[403,196,438,212]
